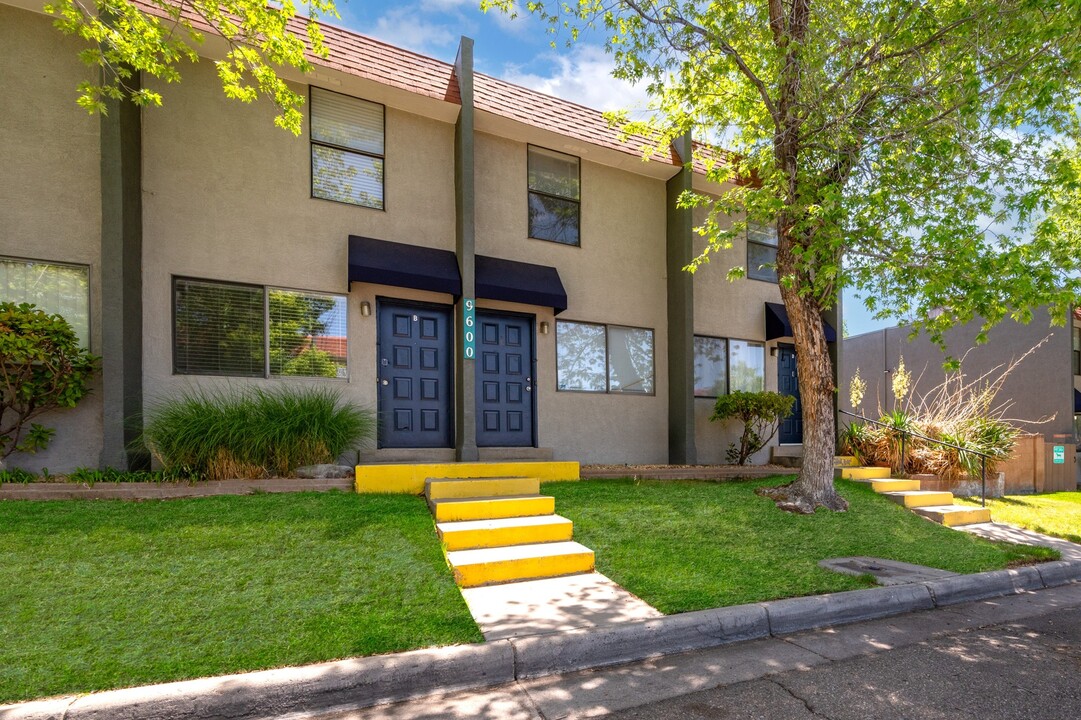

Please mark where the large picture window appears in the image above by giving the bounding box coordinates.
[528,145,580,245]
[174,278,347,379]
[694,335,766,396]
[557,320,654,394]
[311,87,385,209]
[0,257,90,347]
[747,221,778,283]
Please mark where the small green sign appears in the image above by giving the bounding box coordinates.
[463,299,476,359]
[1053,445,1065,464]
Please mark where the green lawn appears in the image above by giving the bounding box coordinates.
[957,492,1081,543]
[0,493,481,704]
[544,477,1057,614]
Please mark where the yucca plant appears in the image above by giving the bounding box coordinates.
[142,386,374,480]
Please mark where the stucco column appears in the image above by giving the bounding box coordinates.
[98,72,147,470]
[454,36,479,461]
[666,133,697,464]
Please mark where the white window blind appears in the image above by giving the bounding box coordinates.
[268,289,348,379]
[174,279,265,377]
[0,257,90,347]
[311,87,385,209]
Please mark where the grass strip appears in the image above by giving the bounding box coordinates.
[545,477,1056,614]
[0,492,479,704]
[957,492,1081,544]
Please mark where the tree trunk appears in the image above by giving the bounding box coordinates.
[759,285,848,513]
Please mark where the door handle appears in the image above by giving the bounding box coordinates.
[526,386,532,392]
[381,380,389,386]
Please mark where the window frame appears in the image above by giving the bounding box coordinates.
[692,334,767,398]
[527,144,582,246]
[0,255,92,349]
[309,86,387,211]
[555,319,655,396]
[172,275,349,380]
[746,221,779,283]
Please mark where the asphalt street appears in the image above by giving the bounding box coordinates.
[303,582,1081,720]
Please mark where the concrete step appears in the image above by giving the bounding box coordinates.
[425,477,539,501]
[837,466,892,480]
[436,515,574,551]
[882,490,955,508]
[850,478,923,493]
[446,541,595,588]
[914,505,993,527]
[356,461,579,494]
[430,494,556,522]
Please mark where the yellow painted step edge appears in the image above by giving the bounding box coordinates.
[426,477,541,499]
[432,496,556,522]
[837,467,893,480]
[439,520,574,551]
[886,491,955,508]
[453,551,595,588]
[357,461,580,494]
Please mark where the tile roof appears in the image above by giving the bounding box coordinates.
[132,2,742,173]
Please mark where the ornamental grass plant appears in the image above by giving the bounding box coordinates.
[142,386,373,480]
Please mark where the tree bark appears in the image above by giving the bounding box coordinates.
[759,281,848,513]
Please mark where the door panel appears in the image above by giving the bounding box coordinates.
[377,302,453,448]
[476,312,535,447]
[778,345,803,444]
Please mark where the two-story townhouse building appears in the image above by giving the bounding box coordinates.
[0,0,839,473]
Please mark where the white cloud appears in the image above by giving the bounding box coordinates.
[370,6,458,55]
[501,44,650,114]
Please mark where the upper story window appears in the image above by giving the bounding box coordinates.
[528,145,580,245]
[310,87,385,210]
[0,256,90,347]
[556,320,654,394]
[747,221,778,283]
[693,335,766,397]
[173,277,348,379]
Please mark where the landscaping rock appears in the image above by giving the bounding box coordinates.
[295,464,355,479]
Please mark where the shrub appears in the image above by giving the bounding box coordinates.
[710,391,796,465]
[142,386,374,480]
[0,302,96,460]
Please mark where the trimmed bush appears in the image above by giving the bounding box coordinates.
[0,302,96,460]
[142,386,374,480]
[710,391,796,465]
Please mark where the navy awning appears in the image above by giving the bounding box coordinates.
[348,235,462,296]
[765,302,837,342]
[1075,389,1081,414]
[476,255,568,314]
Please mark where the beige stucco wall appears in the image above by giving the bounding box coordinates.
[140,61,457,457]
[689,201,787,464]
[474,132,670,463]
[0,6,103,472]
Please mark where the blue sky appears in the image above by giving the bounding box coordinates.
[332,0,893,337]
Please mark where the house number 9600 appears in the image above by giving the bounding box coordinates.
[463,299,476,359]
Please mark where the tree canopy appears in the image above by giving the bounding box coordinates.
[488,0,1081,510]
[45,0,340,134]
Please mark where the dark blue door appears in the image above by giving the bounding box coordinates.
[377,302,453,448]
[476,312,535,447]
[777,344,802,444]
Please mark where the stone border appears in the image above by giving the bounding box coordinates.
[4,561,1078,720]
[0,478,353,501]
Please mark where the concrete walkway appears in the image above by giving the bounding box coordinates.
[961,522,1081,561]
[461,573,662,640]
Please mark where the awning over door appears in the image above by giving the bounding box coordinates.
[348,235,462,297]
[765,301,837,342]
[476,254,568,314]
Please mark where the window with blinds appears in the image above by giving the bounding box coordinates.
[310,87,385,209]
[0,257,90,347]
[173,278,348,379]
[528,145,581,245]
[556,320,654,394]
[747,221,779,283]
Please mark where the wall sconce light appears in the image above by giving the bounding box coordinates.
[360,300,372,317]
[769,347,778,357]
[540,321,550,335]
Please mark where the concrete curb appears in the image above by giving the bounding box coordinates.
[4,561,1080,720]
[0,478,354,501]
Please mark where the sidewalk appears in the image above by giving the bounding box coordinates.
[961,521,1081,561]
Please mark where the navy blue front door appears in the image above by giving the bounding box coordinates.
[777,344,803,444]
[377,301,453,448]
[476,312,535,447]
